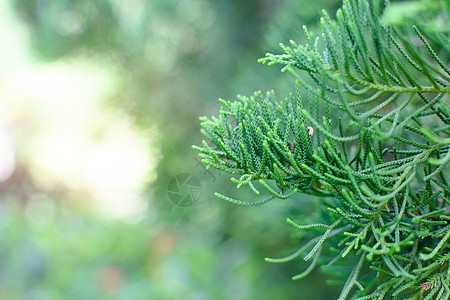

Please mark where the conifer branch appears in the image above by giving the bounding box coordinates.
[193,0,449,298]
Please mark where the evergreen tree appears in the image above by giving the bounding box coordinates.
[194,0,449,298]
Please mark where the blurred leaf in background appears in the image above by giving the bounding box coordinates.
[0,0,340,299]
[381,0,448,32]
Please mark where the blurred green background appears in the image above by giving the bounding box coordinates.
[0,0,343,299]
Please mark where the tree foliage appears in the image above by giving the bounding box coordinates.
[194,0,449,298]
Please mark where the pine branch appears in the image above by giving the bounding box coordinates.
[193,0,449,298]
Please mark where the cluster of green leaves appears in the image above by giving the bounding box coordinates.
[194,0,449,298]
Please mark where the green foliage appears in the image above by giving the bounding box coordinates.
[194,0,450,298]
[7,0,341,298]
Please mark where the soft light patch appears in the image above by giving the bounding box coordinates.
[0,60,160,221]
